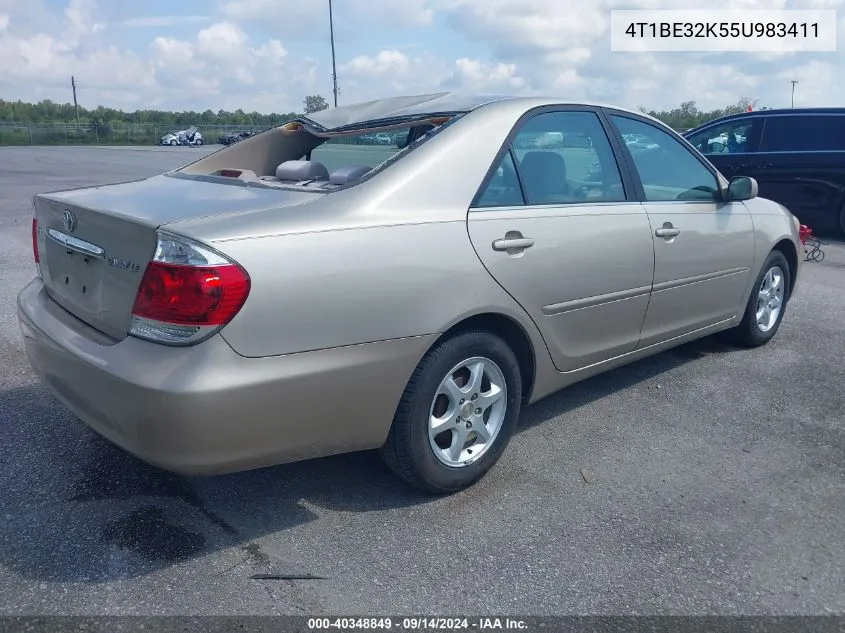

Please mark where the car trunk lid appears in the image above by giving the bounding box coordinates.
[34,174,324,340]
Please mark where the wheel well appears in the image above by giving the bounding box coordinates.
[772,238,798,296]
[437,313,536,403]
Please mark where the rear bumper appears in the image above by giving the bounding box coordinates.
[17,280,432,474]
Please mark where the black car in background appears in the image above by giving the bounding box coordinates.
[218,130,254,145]
[684,108,845,236]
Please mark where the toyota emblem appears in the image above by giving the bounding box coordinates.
[62,209,76,233]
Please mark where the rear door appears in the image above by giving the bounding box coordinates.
[467,106,656,373]
[754,113,845,230]
[606,112,755,346]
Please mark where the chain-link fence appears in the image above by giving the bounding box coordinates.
[0,121,690,147]
[0,123,274,146]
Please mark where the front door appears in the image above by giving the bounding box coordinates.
[608,114,755,346]
[685,115,764,184]
[467,108,655,373]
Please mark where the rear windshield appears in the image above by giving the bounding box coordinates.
[310,127,415,173]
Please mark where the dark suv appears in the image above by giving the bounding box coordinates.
[684,108,845,236]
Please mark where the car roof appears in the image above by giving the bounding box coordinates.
[687,107,845,132]
[299,92,654,131]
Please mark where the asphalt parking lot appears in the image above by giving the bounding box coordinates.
[0,145,843,616]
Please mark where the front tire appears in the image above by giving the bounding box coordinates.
[169,139,177,146]
[731,250,791,347]
[380,330,522,494]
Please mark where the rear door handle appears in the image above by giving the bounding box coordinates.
[654,223,681,238]
[492,232,535,252]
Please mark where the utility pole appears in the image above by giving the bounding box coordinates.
[329,0,338,107]
[791,80,798,108]
[71,76,80,126]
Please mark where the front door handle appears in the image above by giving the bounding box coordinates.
[654,223,681,239]
[492,232,535,252]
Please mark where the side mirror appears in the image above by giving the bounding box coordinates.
[726,175,758,201]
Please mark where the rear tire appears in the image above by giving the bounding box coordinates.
[731,250,791,348]
[380,330,522,494]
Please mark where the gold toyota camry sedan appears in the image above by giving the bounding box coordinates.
[18,93,802,493]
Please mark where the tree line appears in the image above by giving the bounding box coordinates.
[0,95,331,128]
[639,97,765,130]
[0,94,761,129]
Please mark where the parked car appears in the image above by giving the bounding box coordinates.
[218,131,253,145]
[20,93,801,493]
[684,108,845,235]
[160,131,179,146]
[375,132,393,145]
[392,131,409,147]
[160,127,204,147]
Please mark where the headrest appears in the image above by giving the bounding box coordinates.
[329,165,372,185]
[521,151,566,176]
[520,151,567,194]
[275,160,330,181]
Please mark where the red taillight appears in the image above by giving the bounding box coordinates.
[32,218,39,263]
[132,261,250,326]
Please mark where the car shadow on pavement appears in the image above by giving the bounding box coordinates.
[0,333,742,584]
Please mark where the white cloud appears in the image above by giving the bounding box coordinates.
[151,37,195,67]
[446,58,528,91]
[64,0,104,38]
[220,0,433,39]
[251,39,287,65]
[118,15,211,28]
[343,50,411,77]
[196,21,249,59]
[147,22,299,106]
[220,0,326,36]
[1,0,845,114]
[431,0,845,110]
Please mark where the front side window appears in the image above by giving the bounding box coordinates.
[611,115,721,202]
[686,120,758,155]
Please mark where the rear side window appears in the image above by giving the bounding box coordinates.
[512,111,626,205]
[475,151,524,208]
[474,110,627,208]
[759,115,845,152]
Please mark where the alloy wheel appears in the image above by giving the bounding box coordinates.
[428,356,508,468]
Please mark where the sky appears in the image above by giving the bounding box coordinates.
[0,0,843,115]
